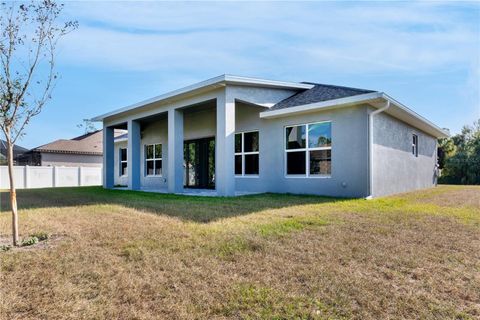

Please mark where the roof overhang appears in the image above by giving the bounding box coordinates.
[33,149,103,156]
[260,92,448,138]
[92,75,313,122]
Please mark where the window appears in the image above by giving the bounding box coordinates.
[412,134,418,157]
[145,144,162,176]
[285,121,331,176]
[235,131,259,176]
[119,148,127,176]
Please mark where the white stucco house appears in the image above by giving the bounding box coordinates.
[17,130,104,167]
[16,130,126,167]
[93,75,448,198]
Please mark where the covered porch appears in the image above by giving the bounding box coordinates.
[96,76,309,197]
[103,93,238,196]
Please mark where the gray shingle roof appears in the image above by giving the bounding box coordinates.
[0,139,28,158]
[32,130,126,155]
[270,82,376,111]
[34,130,104,155]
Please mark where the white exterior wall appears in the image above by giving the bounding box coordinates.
[40,152,103,167]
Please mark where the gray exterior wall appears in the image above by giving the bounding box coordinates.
[40,152,103,167]
[105,84,439,198]
[113,103,371,197]
[235,103,369,197]
[372,112,437,197]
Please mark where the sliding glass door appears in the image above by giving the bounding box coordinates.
[184,137,215,189]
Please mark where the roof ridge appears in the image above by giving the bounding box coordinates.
[71,129,102,141]
[300,82,375,93]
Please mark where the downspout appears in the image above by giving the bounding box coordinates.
[366,96,390,199]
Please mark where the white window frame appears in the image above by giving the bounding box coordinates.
[235,130,260,177]
[412,134,418,157]
[119,147,127,177]
[145,143,163,177]
[284,121,332,178]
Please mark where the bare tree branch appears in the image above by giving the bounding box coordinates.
[0,0,77,245]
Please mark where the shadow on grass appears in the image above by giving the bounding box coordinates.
[0,187,346,223]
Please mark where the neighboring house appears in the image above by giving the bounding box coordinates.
[0,140,28,165]
[17,130,105,167]
[93,75,448,198]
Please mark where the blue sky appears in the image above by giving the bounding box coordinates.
[19,1,480,149]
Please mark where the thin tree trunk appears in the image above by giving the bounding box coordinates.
[6,140,19,246]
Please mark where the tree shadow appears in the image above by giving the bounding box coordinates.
[0,187,347,223]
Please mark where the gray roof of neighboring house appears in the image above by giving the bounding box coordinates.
[30,129,126,155]
[33,130,105,155]
[0,139,28,159]
[270,83,376,111]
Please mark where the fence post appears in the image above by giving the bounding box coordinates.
[53,166,58,187]
[24,165,30,189]
[78,166,83,186]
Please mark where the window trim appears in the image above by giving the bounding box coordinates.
[235,130,260,177]
[119,147,128,177]
[412,134,418,157]
[284,121,332,178]
[144,143,163,177]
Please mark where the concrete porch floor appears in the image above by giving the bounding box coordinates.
[113,187,261,197]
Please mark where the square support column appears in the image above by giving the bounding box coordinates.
[103,125,114,189]
[127,120,141,190]
[168,108,184,193]
[215,94,235,196]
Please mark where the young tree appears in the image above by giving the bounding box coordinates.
[77,118,98,134]
[0,1,77,245]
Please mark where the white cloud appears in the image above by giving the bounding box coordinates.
[57,1,478,80]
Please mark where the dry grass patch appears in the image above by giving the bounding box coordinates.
[394,185,480,209]
[0,185,479,319]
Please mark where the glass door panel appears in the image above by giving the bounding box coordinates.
[184,137,215,189]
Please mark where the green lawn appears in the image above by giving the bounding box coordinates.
[0,186,479,319]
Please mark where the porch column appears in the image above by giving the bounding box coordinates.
[168,108,184,193]
[103,125,114,189]
[127,119,141,190]
[215,93,235,196]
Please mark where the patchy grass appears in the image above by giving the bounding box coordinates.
[0,185,479,319]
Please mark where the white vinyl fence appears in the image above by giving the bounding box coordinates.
[0,166,102,189]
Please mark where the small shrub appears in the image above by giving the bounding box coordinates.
[21,236,39,247]
[30,232,49,241]
[120,245,144,261]
[217,236,263,258]
[0,244,11,252]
